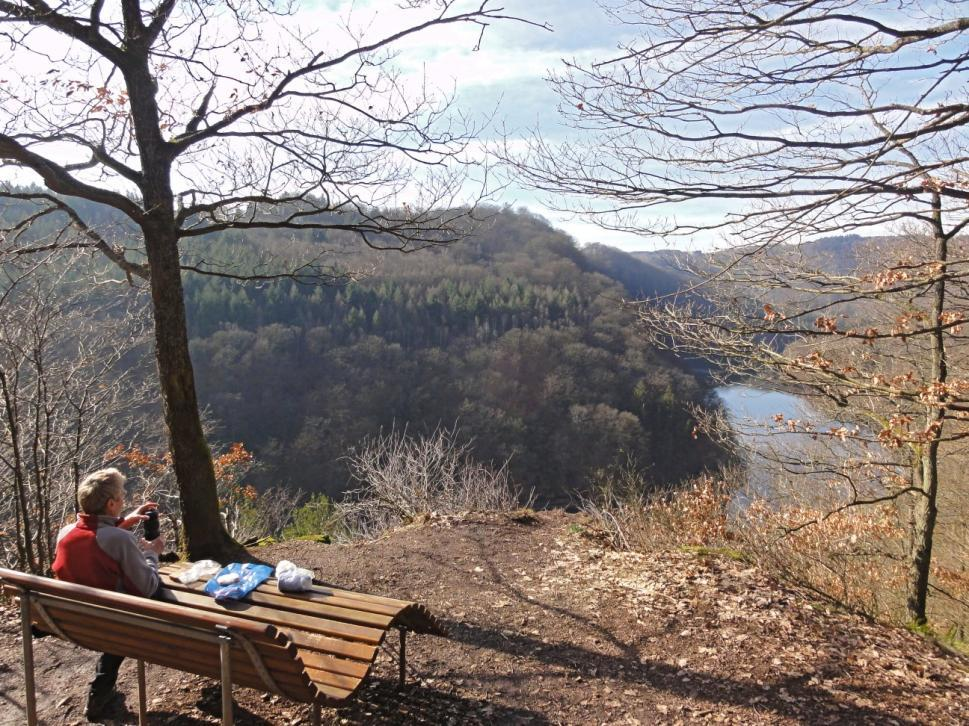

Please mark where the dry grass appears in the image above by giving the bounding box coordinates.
[579,467,733,552]
[735,498,907,616]
[579,465,968,647]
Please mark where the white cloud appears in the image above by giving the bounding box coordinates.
[1,0,704,252]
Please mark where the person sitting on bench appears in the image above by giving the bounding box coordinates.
[52,467,166,721]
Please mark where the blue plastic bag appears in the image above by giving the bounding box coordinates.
[204,563,273,603]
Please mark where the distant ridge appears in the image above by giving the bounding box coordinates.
[629,234,924,279]
[582,243,692,299]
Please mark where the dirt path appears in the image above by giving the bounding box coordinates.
[1,511,966,724]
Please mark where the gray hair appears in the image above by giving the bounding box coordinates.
[77,468,126,515]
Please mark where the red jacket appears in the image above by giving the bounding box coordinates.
[52,514,160,597]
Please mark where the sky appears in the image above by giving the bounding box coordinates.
[4,1,962,253]
[299,0,661,252]
[2,0,838,255]
[0,0,658,250]
[295,0,968,254]
[0,0,721,253]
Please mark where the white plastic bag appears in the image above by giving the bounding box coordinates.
[275,560,298,575]
[275,560,314,592]
[176,559,222,585]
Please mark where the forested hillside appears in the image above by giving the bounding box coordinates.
[0,192,720,503]
[180,208,720,501]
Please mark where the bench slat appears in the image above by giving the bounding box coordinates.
[303,665,364,692]
[258,586,403,617]
[286,629,377,662]
[160,564,406,617]
[49,606,366,702]
[160,573,395,629]
[316,683,356,701]
[30,591,303,666]
[36,606,317,702]
[0,570,279,641]
[160,564,448,636]
[38,601,300,669]
[157,587,386,645]
[267,579,412,611]
[297,650,372,679]
[50,622,304,689]
[32,592,219,643]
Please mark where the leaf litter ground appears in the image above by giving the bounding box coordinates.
[0,511,966,724]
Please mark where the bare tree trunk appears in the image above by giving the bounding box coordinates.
[907,193,947,625]
[909,445,940,624]
[142,222,240,560]
[119,36,240,560]
[0,369,35,571]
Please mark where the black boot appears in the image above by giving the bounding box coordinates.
[84,653,124,721]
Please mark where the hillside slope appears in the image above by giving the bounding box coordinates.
[183,208,718,501]
[1,512,966,724]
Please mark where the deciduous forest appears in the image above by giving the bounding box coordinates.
[0,193,720,507]
[182,206,721,501]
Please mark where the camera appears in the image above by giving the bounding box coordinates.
[143,509,160,541]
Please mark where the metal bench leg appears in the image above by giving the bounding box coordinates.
[398,628,407,688]
[137,660,148,725]
[20,591,38,726]
[219,634,234,726]
[311,702,321,726]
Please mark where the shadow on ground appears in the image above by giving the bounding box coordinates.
[327,679,550,725]
[413,528,925,726]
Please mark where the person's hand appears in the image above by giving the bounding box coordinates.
[119,501,160,530]
[141,534,166,555]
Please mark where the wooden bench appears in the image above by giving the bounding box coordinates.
[0,563,447,725]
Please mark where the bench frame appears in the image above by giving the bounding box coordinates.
[14,583,294,726]
[4,566,445,726]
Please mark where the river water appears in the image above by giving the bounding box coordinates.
[716,384,810,429]
[715,384,873,505]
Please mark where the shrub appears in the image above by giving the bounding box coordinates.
[336,425,525,539]
[578,461,733,551]
[578,461,969,634]
[282,493,335,541]
[735,497,907,616]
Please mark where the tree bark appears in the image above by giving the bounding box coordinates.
[122,39,239,560]
[142,223,239,559]
[906,192,947,625]
[909,444,940,624]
